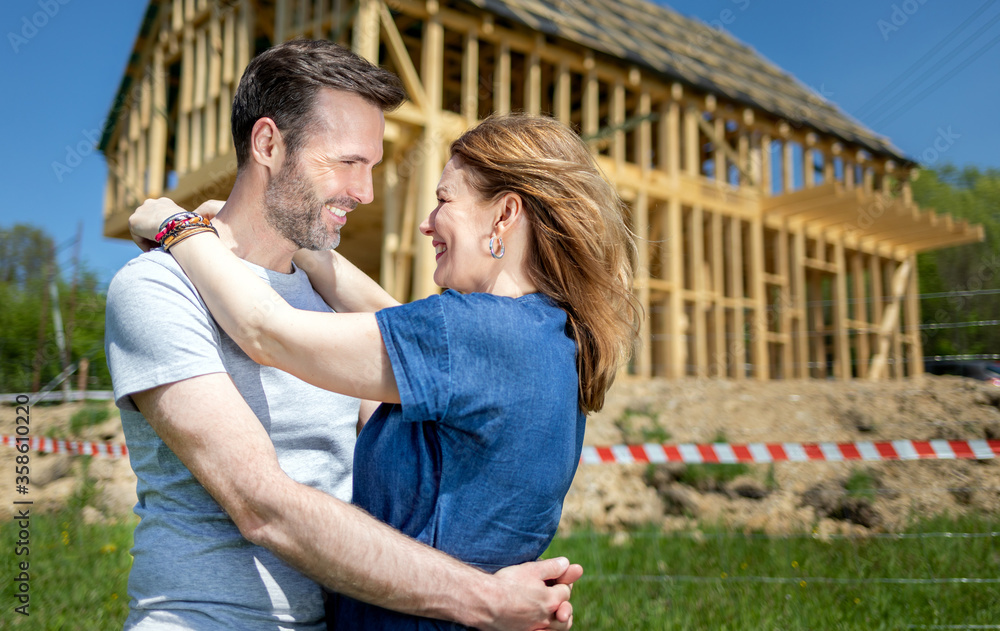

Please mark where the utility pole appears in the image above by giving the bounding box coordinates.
[65,222,84,396]
[30,244,55,393]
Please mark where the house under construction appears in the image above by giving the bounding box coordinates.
[99,0,984,381]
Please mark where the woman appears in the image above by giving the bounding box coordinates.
[131,114,639,629]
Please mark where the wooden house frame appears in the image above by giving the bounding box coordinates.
[100,0,983,381]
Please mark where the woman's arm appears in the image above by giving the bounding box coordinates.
[293,249,401,313]
[131,200,399,403]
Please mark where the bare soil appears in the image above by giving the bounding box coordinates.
[3,375,999,534]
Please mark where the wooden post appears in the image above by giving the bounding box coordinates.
[191,26,207,171]
[750,217,769,379]
[612,79,626,170]
[353,0,379,62]
[238,0,253,72]
[691,206,707,375]
[869,254,884,376]
[554,63,570,125]
[759,133,772,197]
[714,116,726,183]
[583,55,598,149]
[219,8,235,155]
[668,199,685,377]
[76,357,90,397]
[381,151,399,292]
[684,105,699,177]
[664,95,680,177]
[711,210,725,376]
[177,24,194,177]
[461,28,479,124]
[905,253,923,377]
[634,91,652,377]
[495,40,511,115]
[275,0,287,43]
[833,237,850,379]
[148,48,167,196]
[852,251,870,378]
[891,257,905,379]
[526,36,542,115]
[803,133,817,188]
[778,224,792,378]
[206,9,222,162]
[868,257,911,380]
[782,138,795,194]
[808,272,826,379]
[728,218,745,379]
[793,228,808,377]
[634,191,651,377]
[412,7,443,299]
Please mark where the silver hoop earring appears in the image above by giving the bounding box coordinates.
[489,235,505,260]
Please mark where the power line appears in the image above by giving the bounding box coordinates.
[856,0,999,118]
[871,28,1000,129]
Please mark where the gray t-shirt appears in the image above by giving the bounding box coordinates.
[105,250,359,630]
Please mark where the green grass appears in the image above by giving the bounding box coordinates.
[1,509,135,629]
[844,467,879,502]
[68,402,112,435]
[544,514,1000,630]
[3,511,998,629]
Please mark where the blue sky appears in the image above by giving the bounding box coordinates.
[1,0,997,287]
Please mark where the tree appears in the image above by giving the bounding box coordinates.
[914,166,1000,357]
[0,224,111,393]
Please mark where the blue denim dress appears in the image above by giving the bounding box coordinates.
[333,290,585,630]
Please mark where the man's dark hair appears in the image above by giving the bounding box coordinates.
[231,39,406,169]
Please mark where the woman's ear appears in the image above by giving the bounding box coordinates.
[249,117,284,171]
[494,192,524,236]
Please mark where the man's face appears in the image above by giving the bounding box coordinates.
[264,89,385,250]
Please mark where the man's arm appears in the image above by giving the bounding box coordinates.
[132,374,578,630]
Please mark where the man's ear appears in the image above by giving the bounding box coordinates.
[249,117,285,171]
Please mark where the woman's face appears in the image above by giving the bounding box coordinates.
[419,156,498,293]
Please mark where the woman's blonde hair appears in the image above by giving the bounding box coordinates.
[450,113,640,412]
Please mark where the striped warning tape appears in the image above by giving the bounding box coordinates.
[1,435,128,459]
[4,436,999,464]
[580,439,1000,464]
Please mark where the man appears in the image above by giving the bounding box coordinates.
[106,39,578,630]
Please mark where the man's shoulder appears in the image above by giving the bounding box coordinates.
[108,250,196,299]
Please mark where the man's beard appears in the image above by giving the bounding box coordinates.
[263,156,356,250]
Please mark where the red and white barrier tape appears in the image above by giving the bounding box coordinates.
[579,439,1000,464]
[4,436,999,464]
[1,435,129,459]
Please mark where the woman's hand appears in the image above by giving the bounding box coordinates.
[291,248,331,275]
[130,198,188,251]
[129,198,225,252]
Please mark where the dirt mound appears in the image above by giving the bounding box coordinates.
[3,375,999,534]
[560,375,1000,535]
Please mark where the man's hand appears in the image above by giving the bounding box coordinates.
[485,557,584,631]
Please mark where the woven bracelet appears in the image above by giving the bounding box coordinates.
[162,225,218,252]
[155,212,201,242]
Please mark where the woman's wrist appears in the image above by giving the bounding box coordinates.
[156,214,219,252]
